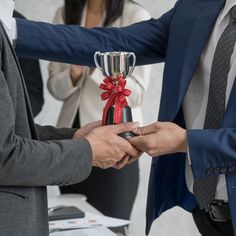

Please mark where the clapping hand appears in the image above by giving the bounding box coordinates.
[70,65,85,86]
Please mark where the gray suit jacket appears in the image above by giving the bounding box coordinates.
[0,25,92,236]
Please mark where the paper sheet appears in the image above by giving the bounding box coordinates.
[50,227,116,236]
[49,212,129,233]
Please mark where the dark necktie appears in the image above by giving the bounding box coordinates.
[193,6,236,209]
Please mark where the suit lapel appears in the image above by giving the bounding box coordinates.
[177,0,225,110]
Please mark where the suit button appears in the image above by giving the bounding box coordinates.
[228,166,235,173]
[214,168,221,175]
[220,167,227,174]
[206,168,214,175]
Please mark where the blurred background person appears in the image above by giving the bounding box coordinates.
[14,10,44,117]
[47,0,151,221]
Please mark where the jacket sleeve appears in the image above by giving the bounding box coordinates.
[123,5,151,107]
[15,1,182,66]
[35,124,76,141]
[0,68,92,187]
[187,129,236,178]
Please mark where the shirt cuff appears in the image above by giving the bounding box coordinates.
[187,144,192,165]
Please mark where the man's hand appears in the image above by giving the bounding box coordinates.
[112,151,143,169]
[73,121,102,139]
[128,122,187,157]
[85,122,140,169]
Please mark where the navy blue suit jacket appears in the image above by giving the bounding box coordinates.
[16,0,236,234]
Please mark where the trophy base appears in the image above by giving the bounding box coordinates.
[106,106,137,138]
[119,131,136,139]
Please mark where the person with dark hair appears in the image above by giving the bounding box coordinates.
[13,11,44,117]
[47,0,151,220]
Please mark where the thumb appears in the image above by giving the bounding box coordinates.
[134,122,159,135]
[113,122,140,134]
[87,120,102,129]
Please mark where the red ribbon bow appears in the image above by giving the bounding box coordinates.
[100,76,131,125]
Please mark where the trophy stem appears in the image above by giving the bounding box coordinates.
[106,106,137,138]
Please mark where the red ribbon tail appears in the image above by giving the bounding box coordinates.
[113,96,123,124]
[102,108,108,126]
[102,94,116,125]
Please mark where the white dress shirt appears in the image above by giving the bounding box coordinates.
[0,0,16,42]
[184,0,236,201]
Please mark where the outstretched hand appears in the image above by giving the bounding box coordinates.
[128,122,187,157]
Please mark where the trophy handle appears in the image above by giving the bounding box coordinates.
[94,52,102,71]
[127,53,136,77]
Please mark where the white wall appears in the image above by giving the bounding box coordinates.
[15,1,200,235]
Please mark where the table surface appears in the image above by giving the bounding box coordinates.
[48,194,117,236]
[48,194,101,215]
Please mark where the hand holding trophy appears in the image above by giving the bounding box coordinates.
[94,51,136,138]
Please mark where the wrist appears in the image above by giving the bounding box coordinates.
[73,129,84,139]
[85,135,97,162]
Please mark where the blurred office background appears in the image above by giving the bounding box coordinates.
[15,0,200,235]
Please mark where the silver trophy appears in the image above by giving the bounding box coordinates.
[94,51,136,138]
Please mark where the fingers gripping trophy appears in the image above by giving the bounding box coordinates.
[94,51,136,138]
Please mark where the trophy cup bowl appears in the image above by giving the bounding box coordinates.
[94,51,137,138]
[94,51,136,79]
